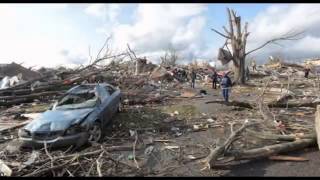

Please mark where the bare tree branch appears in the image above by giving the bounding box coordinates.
[211,28,231,39]
[75,53,127,74]
[227,8,234,36]
[127,43,138,60]
[223,26,230,36]
[272,41,285,48]
[246,31,305,56]
[96,35,112,60]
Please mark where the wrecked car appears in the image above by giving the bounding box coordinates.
[18,83,122,148]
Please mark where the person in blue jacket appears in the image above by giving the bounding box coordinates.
[220,72,232,102]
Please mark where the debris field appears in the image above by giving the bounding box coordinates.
[1,53,320,177]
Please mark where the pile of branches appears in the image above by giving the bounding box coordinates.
[0,141,147,177]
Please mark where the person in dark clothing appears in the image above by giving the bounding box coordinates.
[211,70,218,89]
[181,69,187,82]
[245,66,250,81]
[190,70,196,88]
[304,67,311,78]
[220,72,232,102]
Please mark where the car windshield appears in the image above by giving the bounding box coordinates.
[54,91,98,110]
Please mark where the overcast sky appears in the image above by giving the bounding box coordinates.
[0,3,319,68]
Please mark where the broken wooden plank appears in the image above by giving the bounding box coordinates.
[268,155,308,162]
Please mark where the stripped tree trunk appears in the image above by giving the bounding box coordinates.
[212,8,304,84]
[214,8,249,84]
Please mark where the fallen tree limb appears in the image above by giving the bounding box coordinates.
[30,145,140,167]
[268,102,319,108]
[0,98,35,106]
[0,82,67,96]
[23,156,78,177]
[205,100,253,109]
[0,83,69,96]
[0,92,64,107]
[257,80,279,130]
[200,122,256,169]
[246,129,316,141]
[0,91,64,101]
[0,75,54,93]
[229,138,316,160]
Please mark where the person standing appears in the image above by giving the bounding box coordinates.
[304,66,311,78]
[220,72,232,102]
[252,60,257,71]
[211,70,218,89]
[245,66,250,81]
[190,69,196,88]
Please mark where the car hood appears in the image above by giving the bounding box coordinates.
[24,108,94,132]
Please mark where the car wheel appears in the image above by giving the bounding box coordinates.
[88,122,103,143]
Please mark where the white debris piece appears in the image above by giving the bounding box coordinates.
[129,130,135,137]
[207,118,214,123]
[187,155,197,160]
[0,160,12,176]
[0,76,10,89]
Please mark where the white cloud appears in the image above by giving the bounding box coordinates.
[85,4,121,23]
[97,4,208,63]
[247,4,320,61]
[6,3,320,69]
[0,4,89,68]
[85,4,106,18]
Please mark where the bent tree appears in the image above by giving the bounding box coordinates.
[212,8,304,84]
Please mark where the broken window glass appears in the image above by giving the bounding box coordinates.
[55,86,98,109]
[54,91,98,110]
